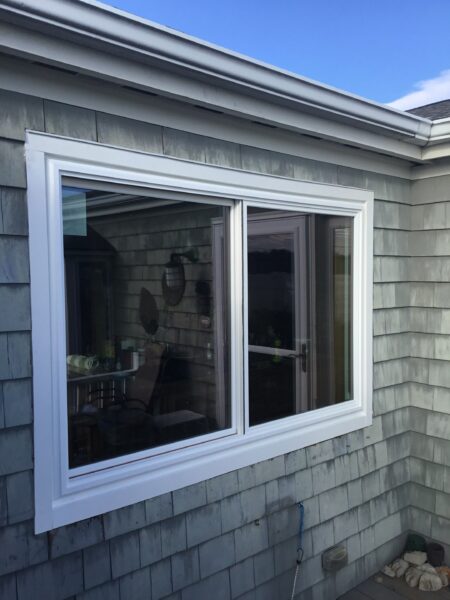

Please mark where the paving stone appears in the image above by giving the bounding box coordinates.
[119,567,151,599]
[160,514,186,558]
[0,427,32,476]
[181,570,230,600]
[97,112,163,152]
[186,501,221,548]
[2,379,32,428]
[103,502,146,539]
[0,285,30,332]
[16,552,82,600]
[139,522,162,566]
[0,141,26,188]
[199,532,235,578]
[234,518,269,562]
[221,486,266,533]
[0,237,29,284]
[172,482,206,516]
[230,556,254,598]
[6,470,33,524]
[110,531,140,579]
[150,557,172,600]
[44,100,96,140]
[171,547,199,591]
[83,541,111,590]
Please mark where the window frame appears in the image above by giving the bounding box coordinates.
[26,132,373,533]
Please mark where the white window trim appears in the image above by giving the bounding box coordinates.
[26,131,373,533]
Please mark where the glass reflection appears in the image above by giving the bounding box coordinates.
[64,186,231,468]
[247,209,353,426]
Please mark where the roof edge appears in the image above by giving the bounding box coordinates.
[0,0,432,146]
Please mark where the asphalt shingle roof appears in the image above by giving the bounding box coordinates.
[408,99,450,120]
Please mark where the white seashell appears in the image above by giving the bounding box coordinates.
[382,565,396,578]
[405,567,421,588]
[418,572,443,592]
[391,558,409,578]
[403,551,427,566]
[418,563,437,574]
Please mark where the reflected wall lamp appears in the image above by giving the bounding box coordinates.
[162,248,198,306]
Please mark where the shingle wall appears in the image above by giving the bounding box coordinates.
[406,177,450,559]
[0,84,427,600]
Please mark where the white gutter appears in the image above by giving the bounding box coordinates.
[0,0,431,153]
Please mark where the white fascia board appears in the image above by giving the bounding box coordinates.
[427,119,450,144]
[0,0,431,148]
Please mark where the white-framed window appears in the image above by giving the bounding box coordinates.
[26,132,373,533]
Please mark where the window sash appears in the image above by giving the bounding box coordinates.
[26,132,373,533]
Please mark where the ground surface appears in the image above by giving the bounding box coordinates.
[339,573,450,600]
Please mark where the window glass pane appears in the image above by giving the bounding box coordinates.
[247,208,353,426]
[63,185,231,468]
[248,233,294,350]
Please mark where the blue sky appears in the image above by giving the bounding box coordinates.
[102,0,450,108]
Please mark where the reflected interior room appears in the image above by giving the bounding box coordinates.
[64,185,231,468]
[64,185,353,469]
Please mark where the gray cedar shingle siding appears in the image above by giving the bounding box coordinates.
[0,85,447,600]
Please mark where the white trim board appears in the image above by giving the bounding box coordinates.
[26,132,373,533]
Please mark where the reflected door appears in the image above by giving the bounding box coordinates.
[247,213,309,426]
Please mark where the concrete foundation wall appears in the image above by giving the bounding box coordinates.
[0,80,433,600]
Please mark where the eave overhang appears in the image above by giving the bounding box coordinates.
[0,0,437,163]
